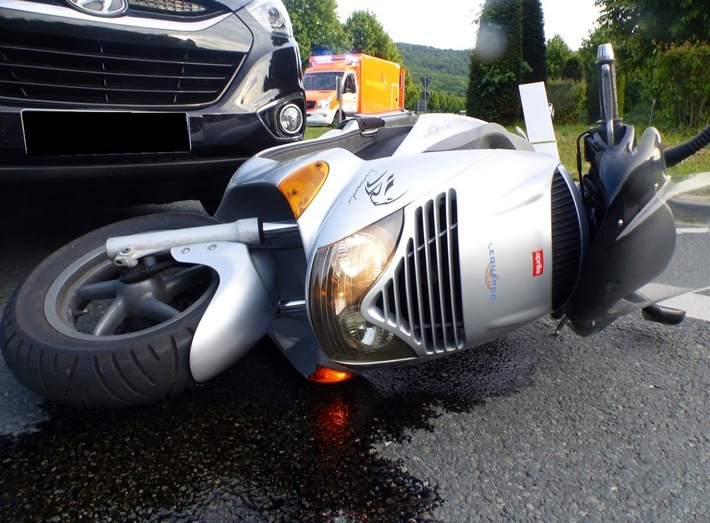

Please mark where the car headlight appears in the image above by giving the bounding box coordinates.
[309,211,416,364]
[246,0,293,38]
[317,99,331,109]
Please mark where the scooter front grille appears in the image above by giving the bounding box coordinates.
[551,169,584,309]
[374,190,465,354]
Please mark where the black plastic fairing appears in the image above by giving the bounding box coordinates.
[563,128,676,335]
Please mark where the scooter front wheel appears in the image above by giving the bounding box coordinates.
[1,213,219,409]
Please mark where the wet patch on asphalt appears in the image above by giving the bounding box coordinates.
[1,335,535,522]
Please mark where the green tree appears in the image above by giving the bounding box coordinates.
[546,36,586,123]
[467,0,524,124]
[283,0,349,63]
[397,43,471,98]
[546,34,573,80]
[343,10,402,62]
[521,0,546,83]
[562,55,584,81]
[597,0,710,58]
[593,0,710,128]
[427,91,466,114]
[343,10,421,110]
[653,43,710,129]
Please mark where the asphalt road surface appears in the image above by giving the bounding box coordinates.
[0,193,708,522]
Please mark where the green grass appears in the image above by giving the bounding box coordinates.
[304,121,710,183]
[550,123,588,178]
[304,127,330,141]
[657,128,710,180]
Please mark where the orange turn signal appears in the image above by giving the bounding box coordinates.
[278,160,329,218]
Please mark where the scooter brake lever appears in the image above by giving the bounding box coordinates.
[641,303,686,325]
[627,291,686,326]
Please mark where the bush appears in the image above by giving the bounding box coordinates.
[653,43,710,129]
[562,56,584,81]
[546,79,587,124]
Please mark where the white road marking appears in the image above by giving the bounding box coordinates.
[677,227,709,234]
[660,293,710,322]
[661,226,710,321]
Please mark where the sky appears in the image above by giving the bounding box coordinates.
[335,0,601,51]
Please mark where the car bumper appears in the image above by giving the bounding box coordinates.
[0,110,292,180]
[0,1,306,200]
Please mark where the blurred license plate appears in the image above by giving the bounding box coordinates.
[22,111,190,156]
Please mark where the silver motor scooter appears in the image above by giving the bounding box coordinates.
[2,44,709,409]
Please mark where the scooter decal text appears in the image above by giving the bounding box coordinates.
[423,123,453,139]
[485,243,498,301]
[532,249,544,277]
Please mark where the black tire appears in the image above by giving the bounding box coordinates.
[0,213,219,409]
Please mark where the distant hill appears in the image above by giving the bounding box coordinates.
[397,43,470,98]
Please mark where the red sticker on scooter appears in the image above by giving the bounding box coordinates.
[532,249,544,277]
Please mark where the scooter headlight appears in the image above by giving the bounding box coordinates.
[309,212,416,363]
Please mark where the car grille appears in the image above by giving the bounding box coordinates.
[373,190,465,354]
[130,0,210,14]
[0,30,244,106]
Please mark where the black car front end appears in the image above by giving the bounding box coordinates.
[0,0,305,206]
